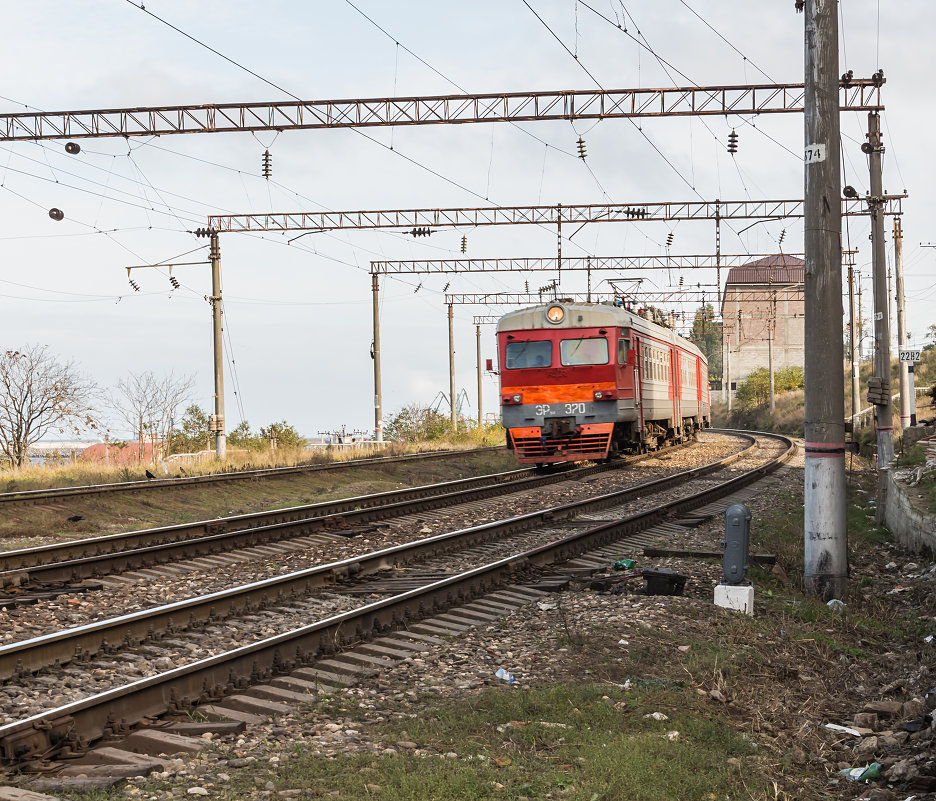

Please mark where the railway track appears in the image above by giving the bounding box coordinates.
[0,446,504,507]
[0,431,792,779]
[0,445,683,587]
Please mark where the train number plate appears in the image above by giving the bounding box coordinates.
[535,403,586,416]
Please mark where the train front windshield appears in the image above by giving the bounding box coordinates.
[560,337,608,366]
[505,340,553,369]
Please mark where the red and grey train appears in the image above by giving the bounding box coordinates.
[496,300,710,465]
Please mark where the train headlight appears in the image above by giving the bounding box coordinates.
[594,390,603,400]
[545,304,565,324]
[512,393,522,403]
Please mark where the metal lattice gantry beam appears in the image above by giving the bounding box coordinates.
[446,291,715,305]
[447,288,804,306]
[208,197,903,234]
[0,81,884,142]
[369,254,803,275]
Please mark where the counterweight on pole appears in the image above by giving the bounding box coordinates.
[803,0,847,601]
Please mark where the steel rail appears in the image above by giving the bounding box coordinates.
[0,435,758,681]
[0,459,636,584]
[0,438,704,578]
[0,447,504,507]
[0,431,793,763]
[0,465,533,575]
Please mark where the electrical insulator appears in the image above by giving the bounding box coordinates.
[576,136,587,160]
[170,276,180,290]
[460,235,467,253]
[409,227,432,237]
[679,276,684,286]
[129,279,141,292]
[727,129,739,154]
[524,280,529,292]
[443,282,450,292]
[262,150,272,180]
[414,282,422,293]
[194,227,214,238]
[65,142,81,155]
[48,208,64,221]
[778,229,786,245]
[666,232,674,248]
[625,207,647,219]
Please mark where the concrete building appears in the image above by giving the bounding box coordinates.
[720,255,804,401]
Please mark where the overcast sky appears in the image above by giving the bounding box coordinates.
[1,1,932,440]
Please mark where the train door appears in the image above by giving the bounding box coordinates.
[632,335,644,437]
[695,357,703,407]
[670,346,680,438]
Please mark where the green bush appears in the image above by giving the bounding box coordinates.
[384,403,505,447]
[734,366,804,410]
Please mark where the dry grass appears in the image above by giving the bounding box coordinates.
[0,435,504,494]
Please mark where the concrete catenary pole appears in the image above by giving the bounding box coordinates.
[724,326,732,411]
[372,273,383,442]
[768,291,776,415]
[209,231,226,460]
[803,0,847,600]
[476,324,483,427]
[848,265,860,426]
[867,112,894,467]
[448,303,457,429]
[894,217,913,429]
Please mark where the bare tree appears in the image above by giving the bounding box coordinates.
[110,371,195,463]
[0,346,98,468]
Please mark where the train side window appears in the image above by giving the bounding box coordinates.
[617,338,630,364]
[505,340,552,369]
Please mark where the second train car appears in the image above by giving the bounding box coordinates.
[497,300,710,465]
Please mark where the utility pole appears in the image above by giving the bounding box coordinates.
[715,202,722,308]
[207,231,226,460]
[867,111,893,467]
[858,277,863,362]
[803,0,847,601]
[371,273,383,442]
[448,303,457,430]
[768,291,776,415]
[848,265,860,425]
[893,216,913,429]
[476,324,483,428]
[724,325,732,411]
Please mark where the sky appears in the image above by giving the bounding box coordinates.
[1,0,933,440]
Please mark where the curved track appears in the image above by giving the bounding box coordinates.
[0,431,793,770]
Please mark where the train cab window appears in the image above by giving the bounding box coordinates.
[617,338,630,364]
[560,337,608,366]
[505,339,552,369]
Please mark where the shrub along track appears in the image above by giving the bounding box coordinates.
[0,431,794,778]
